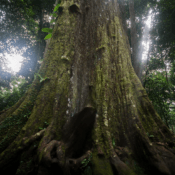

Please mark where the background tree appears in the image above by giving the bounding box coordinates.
[118,0,157,83]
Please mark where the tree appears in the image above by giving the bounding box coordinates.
[129,0,140,79]
[1,0,175,175]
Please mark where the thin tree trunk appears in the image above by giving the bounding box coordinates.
[118,0,128,34]
[129,0,142,81]
[0,0,175,175]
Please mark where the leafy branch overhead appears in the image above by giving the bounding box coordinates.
[54,3,60,12]
[42,3,60,40]
[42,28,53,40]
[81,153,92,168]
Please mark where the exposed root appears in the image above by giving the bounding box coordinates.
[19,129,46,151]
[110,152,135,175]
[42,140,61,167]
[41,140,92,175]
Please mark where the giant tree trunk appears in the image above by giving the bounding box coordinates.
[1,0,175,175]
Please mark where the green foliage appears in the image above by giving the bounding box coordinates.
[81,153,92,175]
[41,2,61,40]
[0,105,32,152]
[81,154,92,168]
[0,76,30,111]
[54,3,60,12]
[42,28,53,33]
[38,121,49,130]
[42,28,53,40]
[51,13,58,17]
[149,0,175,113]
[146,132,154,138]
[112,138,115,147]
[50,19,56,24]
[0,79,37,152]
[143,57,175,132]
[44,33,52,40]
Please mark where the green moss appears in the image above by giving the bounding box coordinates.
[62,144,65,153]
[0,101,35,152]
[92,154,113,175]
[96,45,106,51]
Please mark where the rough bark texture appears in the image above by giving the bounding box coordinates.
[0,0,175,175]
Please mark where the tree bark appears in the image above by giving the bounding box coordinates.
[0,0,175,175]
